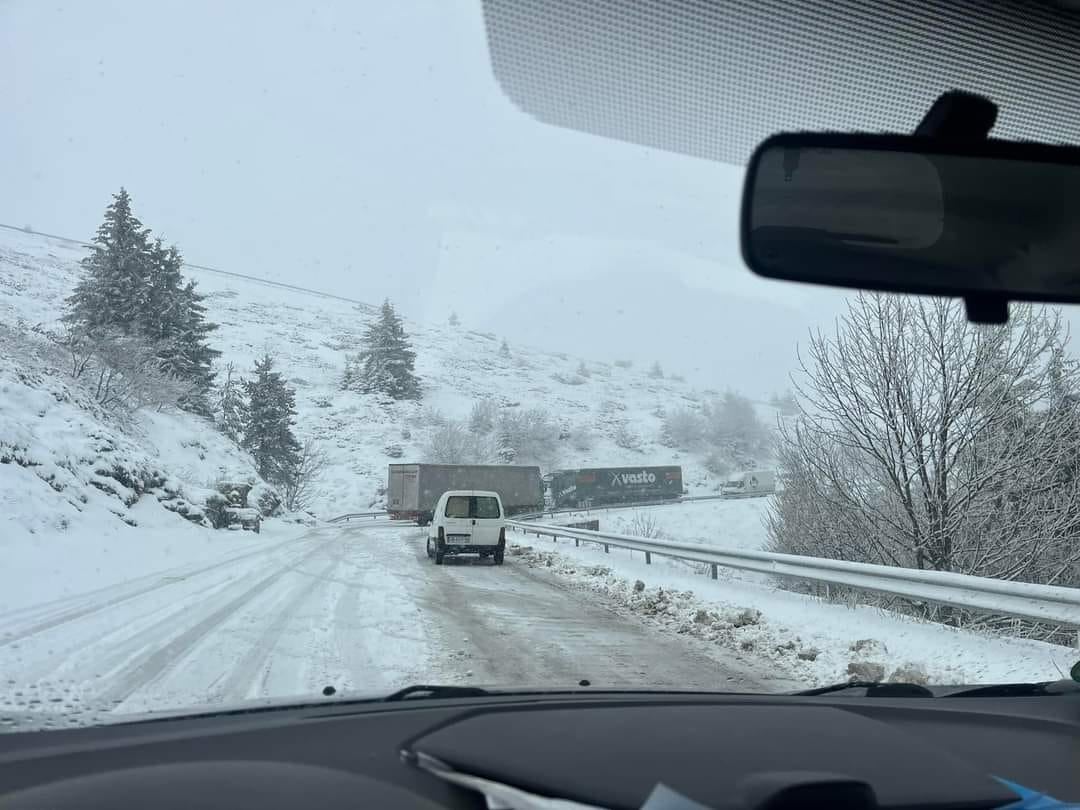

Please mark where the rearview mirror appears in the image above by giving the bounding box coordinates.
[741,134,1080,321]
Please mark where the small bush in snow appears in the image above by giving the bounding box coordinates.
[468,398,498,435]
[613,422,642,451]
[629,511,662,538]
[662,407,705,450]
[425,420,474,464]
[551,372,587,386]
[613,359,633,369]
[204,492,230,529]
[384,442,404,458]
[703,451,732,477]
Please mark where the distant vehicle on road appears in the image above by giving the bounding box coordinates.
[548,466,683,509]
[426,490,506,565]
[721,470,777,498]
[387,463,543,524]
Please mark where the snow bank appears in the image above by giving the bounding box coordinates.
[508,535,1077,687]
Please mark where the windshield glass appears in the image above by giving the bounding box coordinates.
[1,1,1078,735]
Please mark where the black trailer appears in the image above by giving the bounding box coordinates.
[548,466,683,509]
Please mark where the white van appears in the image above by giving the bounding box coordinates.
[426,490,506,566]
[721,470,777,498]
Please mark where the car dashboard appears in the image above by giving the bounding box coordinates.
[0,689,1077,809]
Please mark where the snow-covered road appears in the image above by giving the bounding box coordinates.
[0,524,788,732]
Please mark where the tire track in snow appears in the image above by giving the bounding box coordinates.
[85,541,329,708]
[327,534,431,692]
[207,550,344,704]
[0,534,305,647]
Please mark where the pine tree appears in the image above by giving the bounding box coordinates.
[64,190,219,414]
[448,311,460,327]
[216,362,249,443]
[172,279,220,413]
[495,424,517,463]
[341,353,360,391]
[648,361,664,379]
[241,353,301,486]
[499,338,510,359]
[349,300,421,400]
[64,188,152,333]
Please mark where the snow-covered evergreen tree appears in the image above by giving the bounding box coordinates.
[647,361,664,379]
[64,188,151,333]
[499,338,510,359]
[215,362,249,443]
[241,353,301,486]
[495,424,517,463]
[347,299,421,399]
[448,311,460,327]
[63,189,219,414]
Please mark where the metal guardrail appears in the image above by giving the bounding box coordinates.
[325,492,748,526]
[507,521,1080,627]
[327,511,389,524]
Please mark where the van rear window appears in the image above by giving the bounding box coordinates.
[445,496,471,518]
[444,496,502,518]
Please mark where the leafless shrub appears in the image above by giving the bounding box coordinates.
[662,407,705,449]
[629,511,662,538]
[425,420,474,463]
[283,438,329,511]
[39,324,196,412]
[769,294,1080,634]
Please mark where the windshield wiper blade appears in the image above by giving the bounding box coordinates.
[383,684,495,702]
[792,680,934,697]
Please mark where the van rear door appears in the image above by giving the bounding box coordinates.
[442,495,472,543]
[470,495,503,545]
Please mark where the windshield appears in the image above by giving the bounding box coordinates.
[1,1,1078,735]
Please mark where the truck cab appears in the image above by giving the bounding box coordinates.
[426,490,507,566]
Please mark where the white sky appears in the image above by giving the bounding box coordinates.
[10,0,1043,397]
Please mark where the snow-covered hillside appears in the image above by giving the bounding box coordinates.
[0,227,776,523]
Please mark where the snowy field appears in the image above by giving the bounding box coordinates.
[0,227,757,522]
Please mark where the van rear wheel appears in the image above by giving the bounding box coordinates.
[494,548,504,566]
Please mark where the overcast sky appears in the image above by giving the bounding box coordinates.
[2,1,885,396]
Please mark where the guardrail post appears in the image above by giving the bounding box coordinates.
[645,551,651,564]
[575,538,579,547]
[553,535,557,543]
[710,563,718,580]
[604,543,609,553]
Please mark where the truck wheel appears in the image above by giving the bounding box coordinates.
[426,538,432,558]
[435,548,445,565]
[494,547,504,566]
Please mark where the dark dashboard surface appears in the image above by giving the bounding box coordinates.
[0,691,1077,809]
